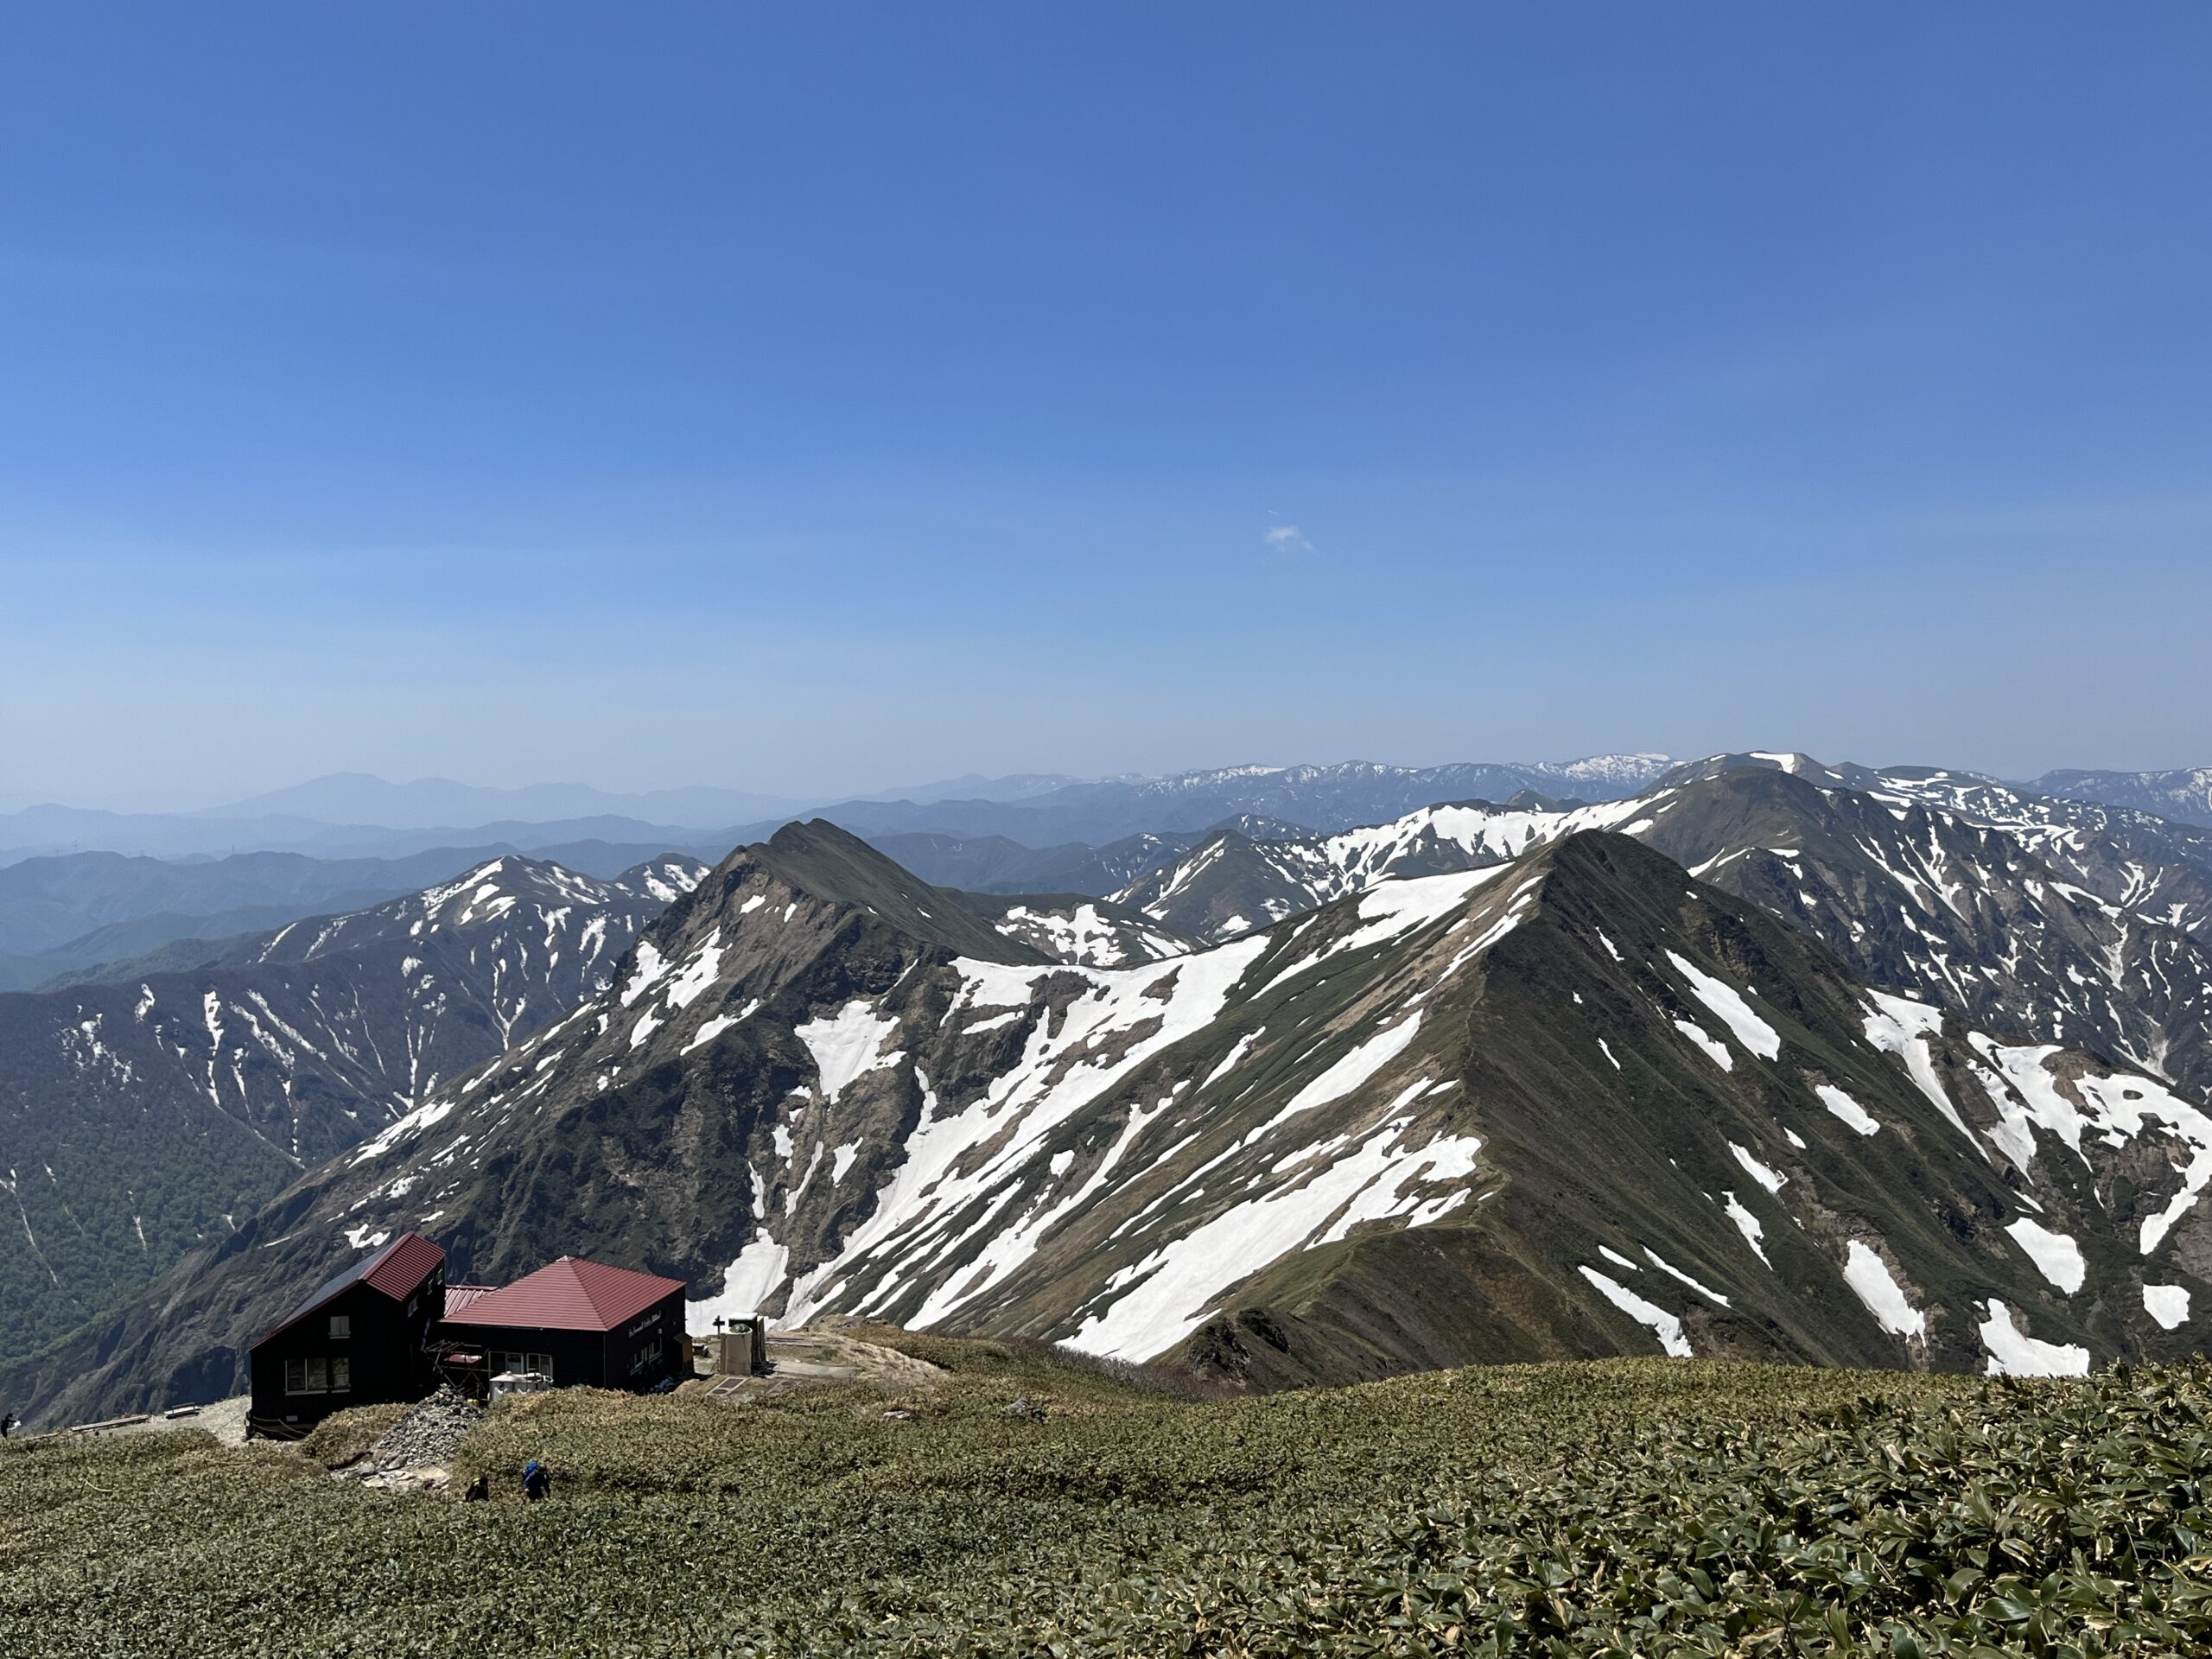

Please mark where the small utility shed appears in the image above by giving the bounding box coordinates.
[247,1231,446,1435]
[435,1255,686,1391]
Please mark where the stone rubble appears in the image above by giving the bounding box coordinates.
[344,1385,482,1486]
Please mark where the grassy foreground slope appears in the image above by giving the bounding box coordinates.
[4,1341,2211,1656]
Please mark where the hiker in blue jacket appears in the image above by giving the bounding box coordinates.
[521,1459,550,1501]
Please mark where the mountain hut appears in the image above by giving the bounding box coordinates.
[245,1231,446,1437]
[433,1255,685,1391]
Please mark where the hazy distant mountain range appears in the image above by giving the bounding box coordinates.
[0,757,1678,863]
[199,774,815,830]
[0,839,722,992]
[0,760,1678,982]
[14,756,2204,869]
[2035,767,2212,829]
[194,768,1091,832]
[7,750,2204,1000]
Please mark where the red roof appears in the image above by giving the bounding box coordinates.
[442,1284,499,1318]
[362,1232,446,1300]
[257,1230,445,1345]
[437,1255,684,1334]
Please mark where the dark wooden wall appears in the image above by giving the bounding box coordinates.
[247,1273,442,1432]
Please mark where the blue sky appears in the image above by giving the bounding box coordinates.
[3,4,2209,809]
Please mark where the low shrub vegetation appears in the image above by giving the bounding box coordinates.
[297,1401,411,1469]
[2,1340,2208,1656]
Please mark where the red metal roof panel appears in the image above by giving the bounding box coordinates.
[438,1256,685,1333]
[441,1283,499,1318]
[255,1230,445,1346]
[361,1232,445,1300]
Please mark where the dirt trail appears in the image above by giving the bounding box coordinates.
[698,1325,947,1400]
[26,1395,251,1448]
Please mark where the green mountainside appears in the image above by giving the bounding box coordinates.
[0,855,700,1363]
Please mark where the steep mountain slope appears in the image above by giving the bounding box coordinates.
[2033,766,2212,830]
[1118,766,2212,1110]
[20,823,2206,1423]
[1169,831,2212,1388]
[1630,769,2212,1103]
[0,854,701,1361]
[1661,753,2212,943]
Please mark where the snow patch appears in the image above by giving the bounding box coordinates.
[1643,1247,1728,1305]
[663,933,724,1009]
[2005,1217,2087,1294]
[2144,1283,2190,1330]
[1674,1020,1733,1071]
[797,1001,906,1103]
[1578,1266,1692,1357]
[1842,1241,1925,1339]
[1666,951,1781,1059]
[1861,992,1980,1151]
[620,940,668,1007]
[1721,1191,1770,1265]
[683,1001,761,1055]
[690,1231,791,1325]
[1979,1300,2089,1376]
[1729,1141,1787,1194]
[1815,1084,1880,1135]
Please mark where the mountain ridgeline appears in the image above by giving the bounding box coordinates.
[1107,766,2212,1110]
[16,796,2212,1424]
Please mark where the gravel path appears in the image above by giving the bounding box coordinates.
[34,1395,251,1448]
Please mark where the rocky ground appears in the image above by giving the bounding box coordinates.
[342,1386,483,1492]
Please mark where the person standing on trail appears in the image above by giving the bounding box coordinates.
[1,1412,15,1440]
[521,1459,550,1501]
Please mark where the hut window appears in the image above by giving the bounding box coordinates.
[285,1357,337,1394]
[329,1314,351,1339]
[331,1357,352,1391]
[291,1353,334,1397]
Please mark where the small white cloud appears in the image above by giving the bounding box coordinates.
[1262,524,1313,554]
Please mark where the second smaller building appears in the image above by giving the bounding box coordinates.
[435,1255,686,1390]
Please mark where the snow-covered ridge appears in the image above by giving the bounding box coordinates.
[1112,795,1666,944]
[340,853,1554,1368]
[987,900,1188,967]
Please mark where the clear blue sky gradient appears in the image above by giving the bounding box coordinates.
[3,4,2208,808]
